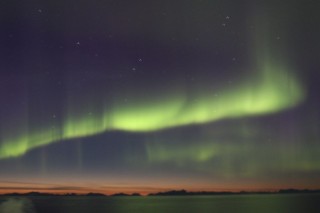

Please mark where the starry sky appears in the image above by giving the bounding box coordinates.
[0,0,319,195]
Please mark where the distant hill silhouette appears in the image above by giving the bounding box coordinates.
[1,189,319,197]
[148,190,236,196]
[148,189,320,196]
[111,193,130,197]
[111,193,141,197]
[1,192,105,197]
[278,189,320,194]
[86,193,106,197]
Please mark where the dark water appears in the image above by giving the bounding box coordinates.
[1,194,320,213]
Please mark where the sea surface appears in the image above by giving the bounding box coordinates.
[0,194,319,213]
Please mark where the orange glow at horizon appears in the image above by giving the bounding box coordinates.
[1,180,320,196]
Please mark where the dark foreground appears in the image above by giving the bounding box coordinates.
[1,194,320,213]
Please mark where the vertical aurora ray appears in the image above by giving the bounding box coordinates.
[144,10,311,179]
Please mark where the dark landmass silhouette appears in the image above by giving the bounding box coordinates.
[1,189,319,197]
[148,189,320,196]
[278,189,320,194]
[85,193,106,197]
[111,192,141,196]
[0,192,106,197]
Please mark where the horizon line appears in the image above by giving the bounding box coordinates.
[1,188,320,197]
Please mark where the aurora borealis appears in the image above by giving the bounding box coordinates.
[0,0,319,194]
[0,62,305,159]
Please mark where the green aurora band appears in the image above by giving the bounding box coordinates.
[0,61,305,159]
[0,14,306,160]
